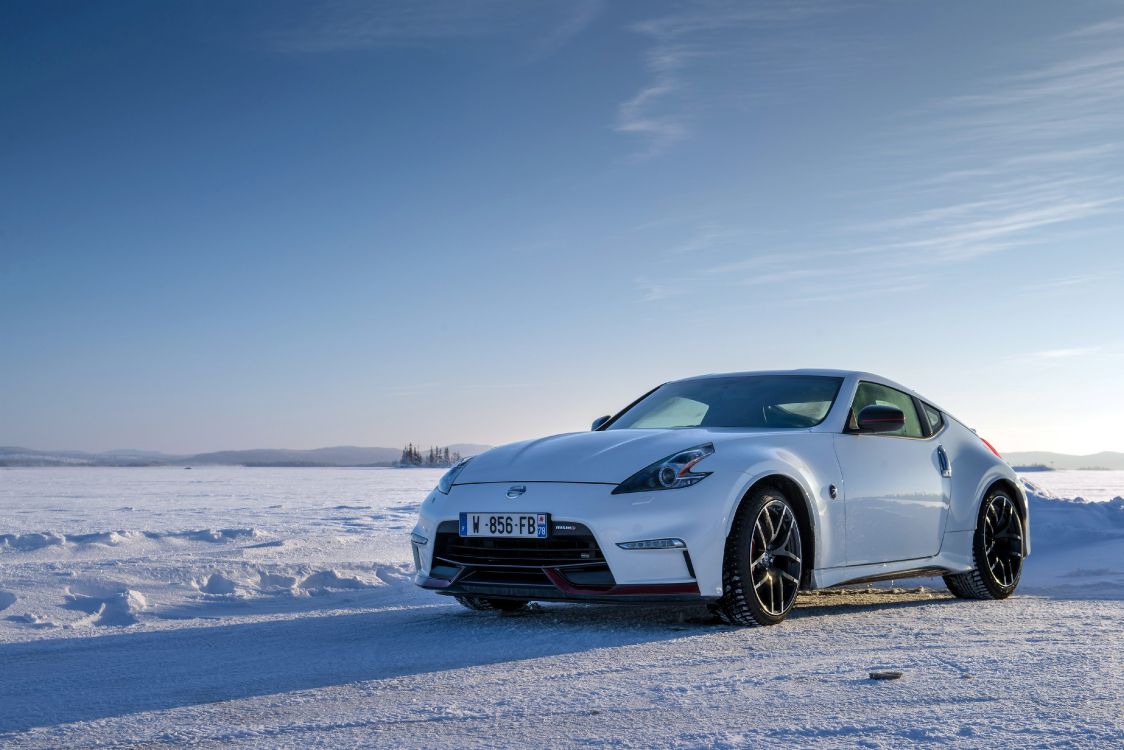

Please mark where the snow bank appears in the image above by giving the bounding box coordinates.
[0,528,262,553]
[1020,479,1124,596]
[190,567,387,599]
[0,532,66,551]
[63,583,148,627]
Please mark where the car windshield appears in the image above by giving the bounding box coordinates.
[606,375,844,430]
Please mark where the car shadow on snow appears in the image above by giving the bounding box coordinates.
[0,601,715,734]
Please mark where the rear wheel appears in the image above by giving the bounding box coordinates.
[712,486,803,627]
[944,489,1024,599]
[453,595,529,613]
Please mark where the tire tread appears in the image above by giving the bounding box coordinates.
[942,567,994,600]
[944,489,1021,600]
[711,486,795,627]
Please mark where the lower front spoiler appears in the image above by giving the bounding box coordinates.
[417,571,705,604]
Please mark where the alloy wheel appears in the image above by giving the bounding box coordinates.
[983,493,1023,588]
[750,498,803,616]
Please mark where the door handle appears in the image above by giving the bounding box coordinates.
[936,445,951,478]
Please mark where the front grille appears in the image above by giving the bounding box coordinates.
[462,568,553,586]
[432,520,614,588]
[434,520,606,568]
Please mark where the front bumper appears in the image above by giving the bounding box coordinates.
[411,481,730,602]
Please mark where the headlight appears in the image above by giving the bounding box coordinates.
[436,457,471,494]
[612,444,714,495]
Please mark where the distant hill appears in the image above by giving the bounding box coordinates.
[0,444,491,468]
[0,446,172,467]
[1005,451,1124,471]
[101,448,187,461]
[189,446,403,467]
[6,445,1118,470]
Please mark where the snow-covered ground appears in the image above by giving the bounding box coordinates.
[1016,469,1124,502]
[1,467,1121,748]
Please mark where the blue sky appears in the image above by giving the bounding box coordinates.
[2,1,1123,455]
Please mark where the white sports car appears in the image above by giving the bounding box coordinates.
[410,370,1028,626]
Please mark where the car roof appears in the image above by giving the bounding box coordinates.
[676,368,865,382]
[672,369,941,409]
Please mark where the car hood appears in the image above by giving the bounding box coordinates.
[455,428,799,485]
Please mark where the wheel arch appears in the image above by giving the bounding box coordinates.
[979,476,1030,557]
[727,473,818,587]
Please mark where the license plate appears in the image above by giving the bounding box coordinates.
[459,512,549,538]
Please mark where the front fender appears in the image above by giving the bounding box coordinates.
[713,433,845,575]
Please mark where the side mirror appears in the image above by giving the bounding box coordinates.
[591,415,611,431]
[855,404,905,433]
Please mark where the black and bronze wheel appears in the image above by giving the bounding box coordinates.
[944,489,1024,600]
[713,485,804,626]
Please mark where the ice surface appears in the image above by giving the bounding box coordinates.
[1016,469,1124,502]
[0,466,1120,748]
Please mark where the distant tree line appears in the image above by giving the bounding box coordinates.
[399,444,463,468]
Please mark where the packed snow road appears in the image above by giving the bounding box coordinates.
[2,591,1122,748]
[1,468,1122,748]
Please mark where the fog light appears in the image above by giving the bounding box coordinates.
[617,538,686,550]
[410,532,428,545]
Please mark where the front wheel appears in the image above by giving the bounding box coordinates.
[944,489,1024,599]
[712,486,804,626]
[453,595,529,613]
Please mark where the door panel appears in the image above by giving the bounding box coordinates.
[834,434,948,564]
[833,380,950,565]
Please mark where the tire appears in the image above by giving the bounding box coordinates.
[711,486,804,626]
[944,488,1024,600]
[453,595,529,613]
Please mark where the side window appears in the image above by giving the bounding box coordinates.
[850,382,924,438]
[921,402,944,434]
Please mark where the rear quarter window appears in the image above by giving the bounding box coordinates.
[921,403,944,434]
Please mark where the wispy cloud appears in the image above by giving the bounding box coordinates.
[632,9,1124,304]
[270,1,508,53]
[270,0,601,57]
[1064,15,1124,39]
[524,0,602,62]
[893,31,1124,266]
[662,223,744,257]
[614,46,693,158]
[634,276,686,302]
[1022,273,1106,295]
[931,48,1124,146]
[847,191,1121,262]
[827,15,1124,279]
[615,1,842,158]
